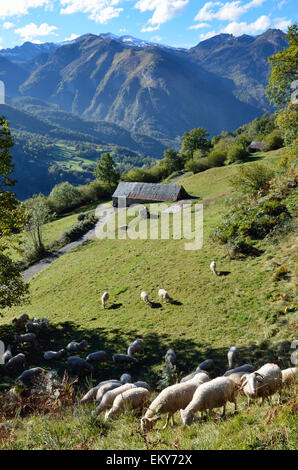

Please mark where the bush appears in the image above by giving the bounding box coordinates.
[49,182,83,214]
[226,144,249,164]
[231,163,275,193]
[79,181,111,203]
[264,130,284,150]
[206,150,227,167]
[50,214,98,249]
[185,158,210,173]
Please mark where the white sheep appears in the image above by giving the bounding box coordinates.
[165,349,176,367]
[180,370,210,383]
[14,333,37,347]
[180,376,238,426]
[67,340,89,352]
[101,292,109,309]
[5,353,26,371]
[127,339,143,357]
[86,351,108,363]
[93,383,137,416]
[2,345,13,364]
[158,289,174,303]
[141,372,210,431]
[210,261,218,276]
[224,364,254,376]
[44,349,65,361]
[281,367,297,389]
[140,291,152,307]
[227,346,238,369]
[80,380,121,404]
[240,363,282,405]
[17,367,45,386]
[196,359,214,372]
[113,354,138,365]
[105,387,150,421]
[12,313,29,328]
[68,357,94,375]
[134,381,151,391]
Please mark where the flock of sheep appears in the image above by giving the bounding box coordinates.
[1,311,296,431]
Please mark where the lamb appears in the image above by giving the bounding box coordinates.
[158,289,174,303]
[224,364,254,376]
[86,351,108,363]
[14,333,37,347]
[67,340,89,352]
[12,313,29,328]
[196,359,214,372]
[127,339,143,357]
[105,387,150,422]
[2,345,13,364]
[17,367,45,386]
[240,363,282,405]
[165,349,176,367]
[93,384,137,416]
[101,292,109,309]
[141,372,210,431]
[210,261,218,276]
[80,380,121,404]
[140,291,152,307]
[180,376,238,426]
[68,357,94,375]
[227,346,238,369]
[281,367,297,388]
[120,373,132,384]
[5,353,26,370]
[113,354,138,365]
[44,349,65,361]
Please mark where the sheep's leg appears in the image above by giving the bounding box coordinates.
[171,414,176,426]
[277,393,281,405]
[163,413,171,429]
[234,399,237,412]
[221,405,226,417]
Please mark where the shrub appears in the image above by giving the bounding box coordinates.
[264,130,284,150]
[185,158,210,173]
[49,182,83,214]
[79,181,111,203]
[50,214,98,249]
[206,149,227,167]
[231,163,275,193]
[226,144,249,164]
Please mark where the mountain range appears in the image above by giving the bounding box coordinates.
[0,28,287,199]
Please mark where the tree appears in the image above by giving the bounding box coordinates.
[24,194,51,256]
[266,23,298,108]
[163,148,184,173]
[0,117,29,309]
[49,182,82,214]
[181,128,211,159]
[94,153,119,188]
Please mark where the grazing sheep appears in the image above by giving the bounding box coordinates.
[80,380,121,404]
[5,353,26,370]
[41,318,49,329]
[227,346,238,369]
[120,373,132,384]
[93,384,137,416]
[196,359,214,372]
[180,370,210,383]
[14,333,37,347]
[165,349,176,367]
[134,381,151,391]
[26,321,42,334]
[127,339,143,357]
[86,351,108,363]
[17,367,45,386]
[240,363,282,405]
[141,373,210,431]
[158,289,174,303]
[140,291,152,307]
[180,376,238,426]
[224,364,254,376]
[44,349,65,361]
[281,367,297,388]
[95,382,122,404]
[12,314,29,328]
[2,345,13,364]
[225,371,250,386]
[68,357,94,375]
[67,340,89,353]
[106,387,150,422]
[210,261,218,276]
[113,354,138,365]
[101,292,109,309]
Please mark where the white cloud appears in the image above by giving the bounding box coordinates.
[222,14,271,35]
[194,0,265,23]
[60,0,123,24]
[135,0,188,32]
[273,17,291,30]
[3,22,15,30]
[63,33,80,42]
[0,1,50,19]
[200,30,218,40]
[188,22,210,30]
[15,22,58,42]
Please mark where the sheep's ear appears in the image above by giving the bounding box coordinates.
[240,379,248,390]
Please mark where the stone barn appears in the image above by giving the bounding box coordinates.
[112,182,190,207]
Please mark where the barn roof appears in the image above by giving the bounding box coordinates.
[112,182,187,202]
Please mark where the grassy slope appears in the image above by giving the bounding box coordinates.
[0,148,297,450]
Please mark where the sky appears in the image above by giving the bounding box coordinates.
[0,0,296,50]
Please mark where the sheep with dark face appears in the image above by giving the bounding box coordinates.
[224,364,254,377]
[17,367,45,386]
[120,373,132,384]
[127,339,143,357]
[26,321,42,334]
[67,340,88,353]
[180,377,238,426]
[44,350,65,361]
[12,314,29,328]
[68,357,94,375]
[196,359,214,372]
[240,363,282,405]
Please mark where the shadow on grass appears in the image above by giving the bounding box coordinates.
[107,303,123,310]
[219,271,231,277]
